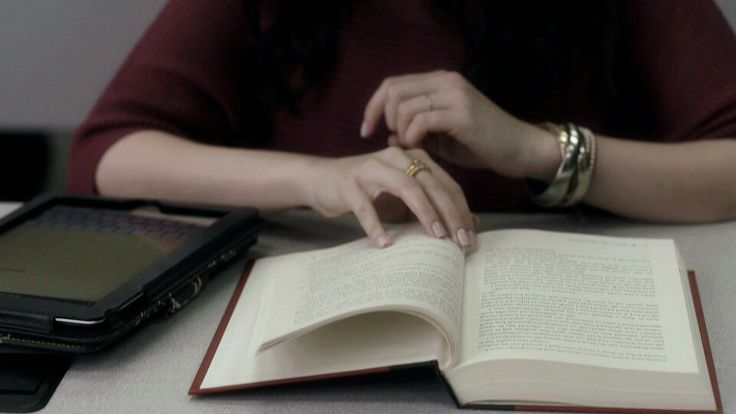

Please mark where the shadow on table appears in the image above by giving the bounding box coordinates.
[190,364,456,407]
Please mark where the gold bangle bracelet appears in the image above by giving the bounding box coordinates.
[561,125,596,206]
[528,123,581,207]
[527,123,596,207]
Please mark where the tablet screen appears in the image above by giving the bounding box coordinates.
[0,205,212,303]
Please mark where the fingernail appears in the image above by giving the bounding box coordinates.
[376,235,391,248]
[432,221,447,238]
[457,228,471,247]
[360,121,368,138]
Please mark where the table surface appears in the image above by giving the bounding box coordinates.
[1,203,732,413]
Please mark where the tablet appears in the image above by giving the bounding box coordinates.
[0,194,261,353]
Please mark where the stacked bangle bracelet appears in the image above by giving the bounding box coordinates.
[527,123,597,207]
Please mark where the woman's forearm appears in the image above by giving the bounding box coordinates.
[516,121,736,222]
[583,136,736,222]
[524,127,736,222]
[96,130,478,247]
[96,130,318,213]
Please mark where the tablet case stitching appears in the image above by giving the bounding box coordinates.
[0,334,84,351]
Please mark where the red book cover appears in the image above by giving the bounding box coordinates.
[191,264,721,414]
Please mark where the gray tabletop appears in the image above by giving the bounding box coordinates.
[7,206,729,413]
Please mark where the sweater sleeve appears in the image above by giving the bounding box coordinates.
[619,0,736,140]
[66,0,254,194]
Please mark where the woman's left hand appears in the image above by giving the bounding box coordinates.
[360,70,558,181]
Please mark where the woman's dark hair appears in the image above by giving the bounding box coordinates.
[241,0,619,136]
[243,0,349,113]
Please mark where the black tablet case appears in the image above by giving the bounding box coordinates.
[0,194,261,354]
[0,353,71,413]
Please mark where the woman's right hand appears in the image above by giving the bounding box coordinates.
[305,147,476,249]
[95,131,476,248]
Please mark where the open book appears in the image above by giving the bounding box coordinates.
[190,227,721,413]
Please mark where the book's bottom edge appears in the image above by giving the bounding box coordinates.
[461,403,720,414]
[190,361,439,395]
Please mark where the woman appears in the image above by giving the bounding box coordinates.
[68,0,736,248]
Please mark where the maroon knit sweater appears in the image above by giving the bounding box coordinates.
[67,0,736,211]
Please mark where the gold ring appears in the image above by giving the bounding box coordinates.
[405,159,431,177]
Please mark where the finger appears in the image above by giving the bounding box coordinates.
[376,148,469,246]
[412,169,466,244]
[357,162,445,240]
[410,151,476,245]
[345,183,392,248]
[396,94,434,144]
[383,81,440,133]
[387,134,400,147]
[401,109,458,148]
[361,71,446,138]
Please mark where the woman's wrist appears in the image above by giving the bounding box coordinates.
[298,155,343,215]
[282,154,329,211]
[219,149,325,212]
[518,122,562,182]
[524,123,598,207]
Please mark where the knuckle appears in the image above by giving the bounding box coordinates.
[400,184,426,205]
[446,88,460,100]
[413,112,428,128]
[449,90,470,108]
[448,182,464,197]
[397,102,411,117]
[381,146,404,160]
[439,203,463,225]
[386,84,398,101]
[445,71,464,85]
[359,158,383,174]
[343,178,362,198]
[404,129,421,147]
[395,172,416,187]
[397,177,421,196]
[422,178,444,195]
[380,78,393,90]
[408,148,429,158]
[456,110,472,126]
[442,178,463,197]
[456,93,472,109]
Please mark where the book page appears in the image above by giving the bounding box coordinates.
[457,229,698,373]
[195,261,449,392]
[254,225,464,368]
